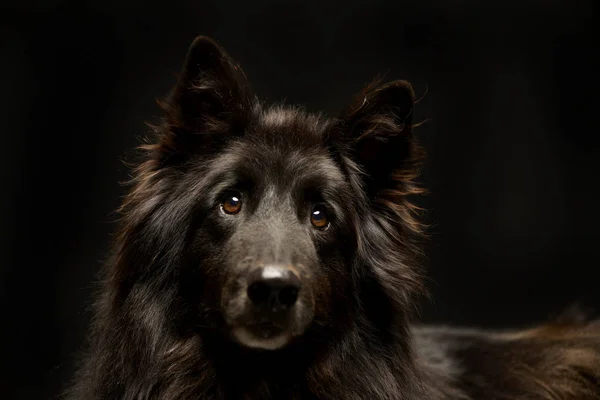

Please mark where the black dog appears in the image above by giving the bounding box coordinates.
[67,36,600,399]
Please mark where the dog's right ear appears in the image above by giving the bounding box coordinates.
[161,36,254,143]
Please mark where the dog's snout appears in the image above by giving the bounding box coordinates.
[247,266,301,311]
[225,260,315,349]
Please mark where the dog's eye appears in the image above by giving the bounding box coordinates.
[310,205,329,229]
[221,193,242,214]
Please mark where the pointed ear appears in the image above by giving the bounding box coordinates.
[338,79,423,196]
[163,36,254,139]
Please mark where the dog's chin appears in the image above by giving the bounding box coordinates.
[231,325,292,350]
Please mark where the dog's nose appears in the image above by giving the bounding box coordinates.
[247,266,301,311]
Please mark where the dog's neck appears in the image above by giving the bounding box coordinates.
[155,318,425,399]
[77,286,425,399]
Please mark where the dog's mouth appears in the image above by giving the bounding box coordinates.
[247,322,285,338]
[231,322,292,350]
[221,267,315,350]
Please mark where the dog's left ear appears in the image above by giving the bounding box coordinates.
[337,79,422,196]
[337,80,426,316]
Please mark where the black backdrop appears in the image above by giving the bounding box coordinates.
[1,1,598,398]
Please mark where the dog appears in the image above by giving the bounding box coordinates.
[66,36,600,399]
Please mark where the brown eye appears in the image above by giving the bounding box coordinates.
[310,205,329,229]
[221,193,242,214]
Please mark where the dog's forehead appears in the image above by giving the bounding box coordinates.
[230,106,341,176]
[225,139,344,183]
[208,110,345,193]
[256,105,332,141]
[260,107,302,127]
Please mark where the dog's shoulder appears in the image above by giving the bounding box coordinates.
[412,317,600,399]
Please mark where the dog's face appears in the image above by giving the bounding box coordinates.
[188,116,354,350]
[115,37,424,351]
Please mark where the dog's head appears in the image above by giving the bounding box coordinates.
[113,37,425,351]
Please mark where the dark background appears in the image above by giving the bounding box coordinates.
[1,0,598,398]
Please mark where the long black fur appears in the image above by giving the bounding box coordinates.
[66,36,600,400]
